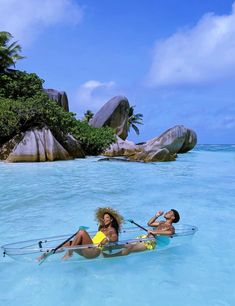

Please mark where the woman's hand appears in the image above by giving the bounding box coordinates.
[98,237,110,247]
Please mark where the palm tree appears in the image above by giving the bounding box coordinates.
[0,31,25,72]
[83,110,94,123]
[128,105,143,135]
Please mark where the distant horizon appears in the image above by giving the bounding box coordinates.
[1,0,235,144]
[192,143,235,145]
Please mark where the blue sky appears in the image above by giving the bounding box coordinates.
[1,0,235,144]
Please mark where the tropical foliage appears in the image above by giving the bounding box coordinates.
[0,93,115,154]
[83,109,94,123]
[128,105,143,135]
[0,70,44,99]
[0,93,77,143]
[0,31,25,72]
[0,31,116,155]
[72,121,115,155]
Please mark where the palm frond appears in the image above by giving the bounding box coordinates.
[0,31,25,71]
[127,105,143,136]
[131,124,140,135]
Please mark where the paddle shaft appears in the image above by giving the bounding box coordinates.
[51,225,89,254]
[52,230,79,253]
[128,219,174,240]
[38,228,85,265]
[128,220,148,232]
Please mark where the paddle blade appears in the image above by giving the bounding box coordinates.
[37,251,52,265]
[79,226,89,231]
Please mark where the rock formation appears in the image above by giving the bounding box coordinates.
[178,128,197,153]
[104,125,197,162]
[89,96,197,162]
[142,125,196,154]
[89,96,130,140]
[0,134,23,161]
[104,136,136,157]
[0,91,197,163]
[0,127,85,162]
[55,132,85,158]
[44,89,69,112]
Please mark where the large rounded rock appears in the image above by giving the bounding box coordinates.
[44,89,69,112]
[6,128,71,162]
[103,125,197,162]
[144,148,176,162]
[54,133,85,158]
[178,128,197,153]
[90,96,130,140]
[143,125,191,154]
[104,136,136,157]
[129,148,176,162]
[0,134,24,160]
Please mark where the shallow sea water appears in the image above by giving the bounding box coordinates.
[0,145,235,306]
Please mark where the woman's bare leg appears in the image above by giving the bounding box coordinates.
[36,230,94,263]
[102,242,147,258]
[121,242,147,255]
[62,230,100,260]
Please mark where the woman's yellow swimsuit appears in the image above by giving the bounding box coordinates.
[92,231,107,245]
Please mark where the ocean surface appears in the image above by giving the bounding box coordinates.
[0,144,235,306]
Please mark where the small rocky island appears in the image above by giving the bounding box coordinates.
[0,31,197,163]
[0,92,196,163]
[90,96,197,162]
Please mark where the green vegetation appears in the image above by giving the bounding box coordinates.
[0,32,116,155]
[82,109,94,123]
[72,121,115,155]
[0,70,44,99]
[0,93,115,154]
[0,93,75,141]
[128,105,143,135]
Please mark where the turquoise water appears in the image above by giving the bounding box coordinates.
[0,145,235,306]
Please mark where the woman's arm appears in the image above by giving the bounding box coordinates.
[107,228,118,242]
[99,228,118,247]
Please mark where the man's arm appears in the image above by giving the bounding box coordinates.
[147,211,164,227]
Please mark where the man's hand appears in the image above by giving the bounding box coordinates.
[156,211,164,217]
[147,230,156,236]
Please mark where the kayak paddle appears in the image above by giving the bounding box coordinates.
[127,219,172,246]
[127,219,149,233]
[38,226,89,265]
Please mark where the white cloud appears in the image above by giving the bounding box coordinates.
[213,115,235,129]
[0,0,83,45]
[148,2,235,86]
[75,80,117,116]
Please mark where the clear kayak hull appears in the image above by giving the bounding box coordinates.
[1,224,198,263]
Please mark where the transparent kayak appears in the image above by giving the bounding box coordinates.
[1,224,198,263]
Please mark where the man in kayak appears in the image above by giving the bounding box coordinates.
[119,209,180,255]
[147,209,180,236]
